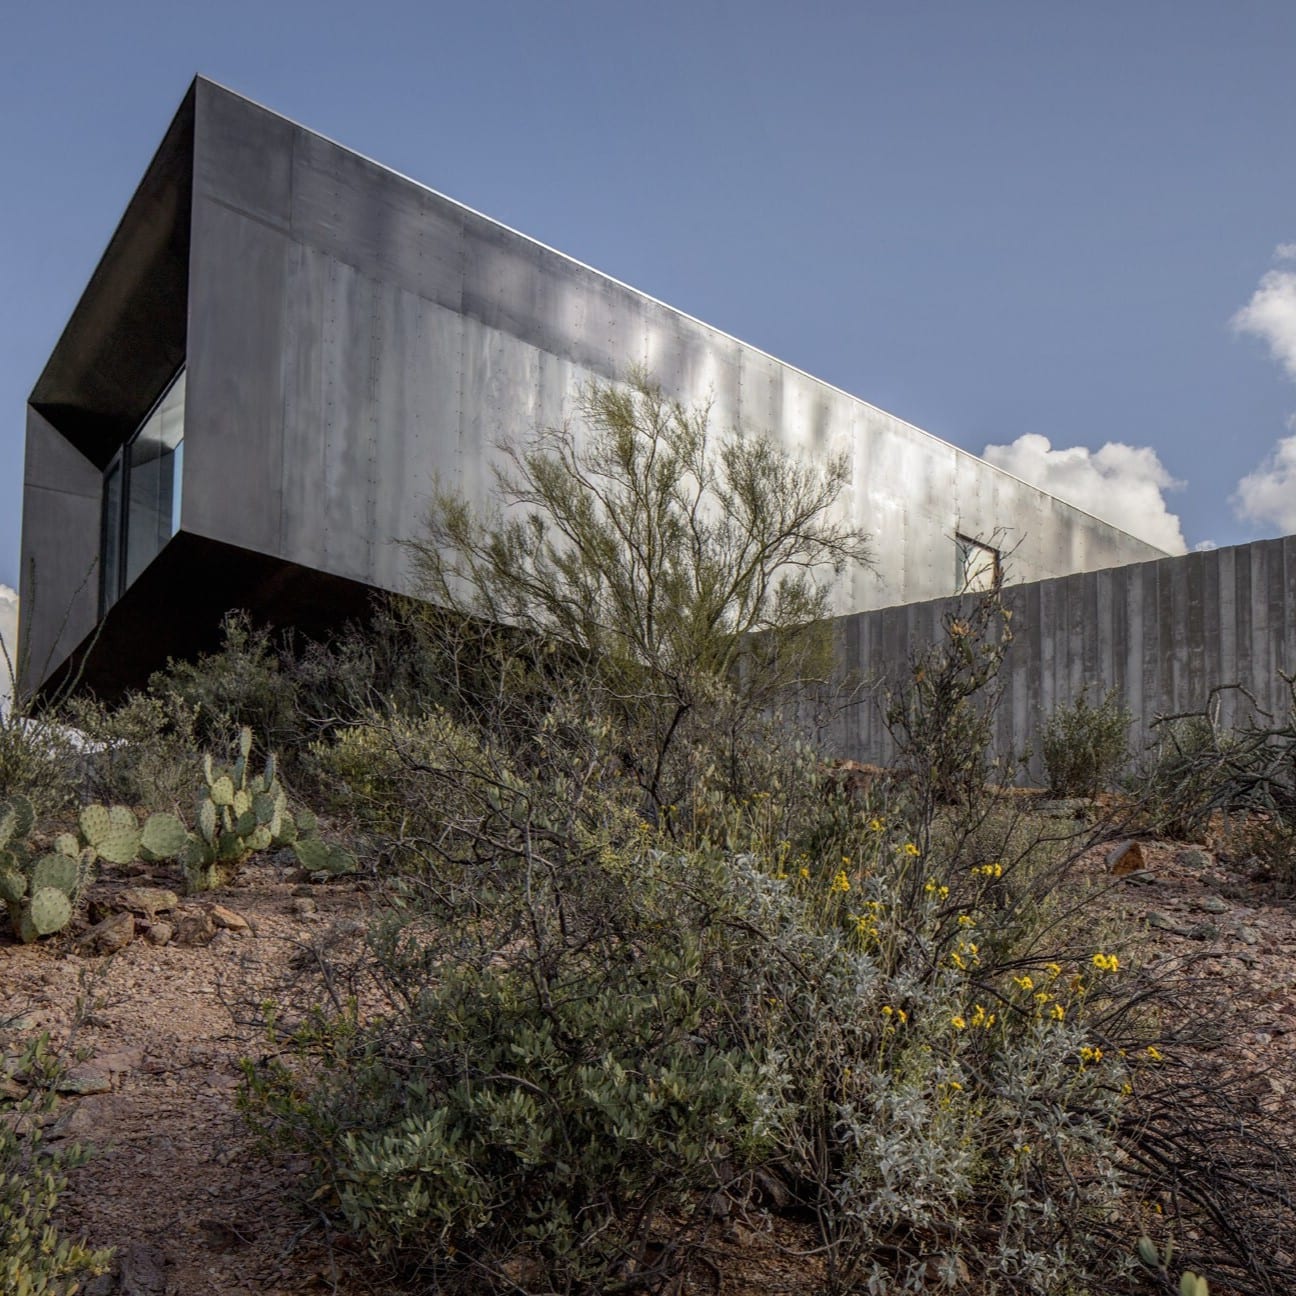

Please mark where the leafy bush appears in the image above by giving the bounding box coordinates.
[1041,689,1132,797]
[1,1035,113,1294]
[148,612,301,754]
[63,690,202,812]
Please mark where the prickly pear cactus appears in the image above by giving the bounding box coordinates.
[1,797,85,942]
[182,729,348,893]
[139,812,188,861]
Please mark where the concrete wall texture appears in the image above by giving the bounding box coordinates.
[833,534,1296,777]
[22,78,1165,694]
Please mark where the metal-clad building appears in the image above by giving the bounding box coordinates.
[20,78,1165,696]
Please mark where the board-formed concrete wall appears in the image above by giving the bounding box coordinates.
[833,534,1296,778]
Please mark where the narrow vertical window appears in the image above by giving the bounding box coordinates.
[101,367,185,613]
[956,534,1001,593]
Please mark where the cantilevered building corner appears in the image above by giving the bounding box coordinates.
[20,77,1167,698]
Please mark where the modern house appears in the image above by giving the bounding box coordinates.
[20,77,1166,698]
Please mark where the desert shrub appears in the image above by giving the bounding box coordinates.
[884,592,1014,815]
[148,612,301,755]
[1041,689,1132,797]
[247,697,1160,1295]
[1,1035,113,1294]
[408,368,872,815]
[63,690,202,811]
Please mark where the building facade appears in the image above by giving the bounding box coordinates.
[20,78,1166,697]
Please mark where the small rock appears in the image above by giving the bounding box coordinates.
[1107,840,1146,875]
[115,887,180,917]
[1123,870,1158,886]
[144,920,173,947]
[1196,895,1229,914]
[77,911,135,956]
[1177,848,1212,869]
[57,1067,113,1096]
[290,884,315,898]
[1187,922,1219,941]
[1148,911,1192,936]
[1232,924,1261,946]
[172,908,216,948]
[210,904,251,934]
[117,1241,167,1295]
[290,897,318,917]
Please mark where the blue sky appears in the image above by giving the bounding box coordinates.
[4,0,1296,614]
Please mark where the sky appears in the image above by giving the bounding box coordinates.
[3,0,1296,675]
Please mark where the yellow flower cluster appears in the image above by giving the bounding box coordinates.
[869,817,885,832]
[949,940,980,971]
[924,878,950,900]
[970,862,1003,878]
[830,869,851,894]
[1091,952,1120,973]
[903,842,921,857]
[951,1004,996,1031]
[881,1004,908,1025]
[1079,1045,1104,1065]
[1011,974,1034,992]
[1145,1045,1164,1063]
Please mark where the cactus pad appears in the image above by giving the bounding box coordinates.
[79,803,112,845]
[141,813,188,859]
[238,726,253,759]
[210,775,235,807]
[252,793,277,825]
[32,854,80,896]
[292,837,331,871]
[197,797,218,844]
[0,868,26,904]
[54,832,80,858]
[96,822,143,865]
[233,789,252,818]
[28,887,73,936]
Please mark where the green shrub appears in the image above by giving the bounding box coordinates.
[1,1036,113,1294]
[1041,689,1132,797]
[64,690,202,812]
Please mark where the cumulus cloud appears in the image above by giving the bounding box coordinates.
[1232,257,1296,381]
[981,433,1187,554]
[0,585,17,715]
[1233,429,1296,535]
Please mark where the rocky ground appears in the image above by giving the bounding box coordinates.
[2,823,1295,1295]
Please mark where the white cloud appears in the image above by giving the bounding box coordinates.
[1276,243,1296,262]
[1231,261,1296,381]
[1233,430,1296,535]
[0,586,17,716]
[1193,540,1217,552]
[982,433,1187,554]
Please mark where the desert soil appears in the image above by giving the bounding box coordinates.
[2,830,1295,1295]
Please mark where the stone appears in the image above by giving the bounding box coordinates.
[115,886,180,917]
[172,908,216,948]
[117,1241,167,1295]
[1107,840,1146,875]
[1196,895,1228,914]
[1148,911,1192,936]
[1187,922,1219,941]
[290,897,318,917]
[77,911,135,956]
[1177,848,1212,869]
[144,920,173,947]
[210,904,251,933]
[56,1067,113,1096]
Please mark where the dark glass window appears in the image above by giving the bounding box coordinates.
[101,369,185,612]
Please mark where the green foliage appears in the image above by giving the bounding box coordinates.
[63,690,202,812]
[1041,688,1131,797]
[148,612,300,753]
[409,368,871,812]
[885,591,1014,813]
[2,797,190,941]
[0,1035,113,1294]
[182,727,295,892]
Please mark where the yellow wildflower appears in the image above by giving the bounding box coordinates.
[869,817,885,832]
[903,842,920,857]
[951,1015,967,1031]
[830,869,851,893]
[1012,974,1034,992]
[1145,1045,1164,1063]
[798,865,810,880]
[1050,1003,1065,1022]
[1092,952,1120,974]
